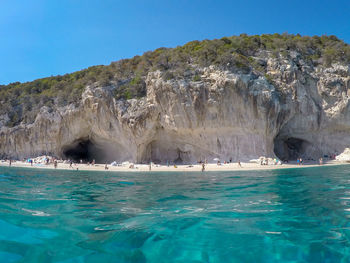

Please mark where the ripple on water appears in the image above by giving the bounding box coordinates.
[22,208,51,217]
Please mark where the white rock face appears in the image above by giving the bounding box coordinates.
[0,56,350,163]
[336,148,350,161]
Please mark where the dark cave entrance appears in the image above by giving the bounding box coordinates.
[63,138,113,163]
[63,139,95,163]
[274,136,311,161]
[62,138,131,163]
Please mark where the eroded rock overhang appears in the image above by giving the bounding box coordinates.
[0,61,349,163]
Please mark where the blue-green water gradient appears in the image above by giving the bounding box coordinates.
[1,165,350,262]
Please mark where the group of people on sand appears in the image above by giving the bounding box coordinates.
[260,158,269,165]
[2,152,334,172]
[296,158,303,165]
[4,156,103,170]
[200,159,242,172]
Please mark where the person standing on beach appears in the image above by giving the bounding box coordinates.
[149,162,152,171]
[238,160,242,167]
[202,163,205,172]
[54,160,57,169]
[9,160,11,167]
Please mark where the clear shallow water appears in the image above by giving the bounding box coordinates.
[1,166,350,262]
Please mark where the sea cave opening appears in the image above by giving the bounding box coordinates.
[62,138,125,163]
[141,140,194,164]
[274,136,311,161]
[63,139,96,163]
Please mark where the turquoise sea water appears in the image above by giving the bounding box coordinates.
[1,166,350,262]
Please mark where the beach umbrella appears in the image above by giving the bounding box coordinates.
[213,158,220,161]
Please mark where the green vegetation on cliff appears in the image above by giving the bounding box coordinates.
[1,33,349,127]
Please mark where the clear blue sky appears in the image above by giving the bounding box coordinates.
[0,0,349,85]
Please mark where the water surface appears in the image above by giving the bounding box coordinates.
[1,165,350,262]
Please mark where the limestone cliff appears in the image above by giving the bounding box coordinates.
[0,35,349,163]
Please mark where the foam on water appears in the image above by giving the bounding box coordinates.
[1,165,350,262]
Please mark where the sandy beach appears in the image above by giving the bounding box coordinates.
[0,159,347,173]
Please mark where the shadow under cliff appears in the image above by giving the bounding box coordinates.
[62,138,131,163]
